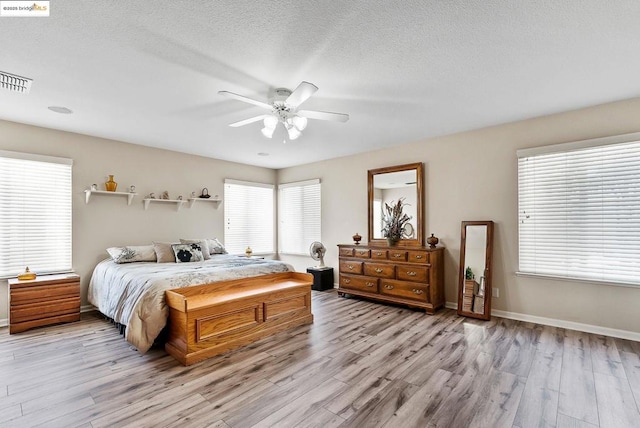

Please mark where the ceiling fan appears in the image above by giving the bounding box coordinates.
[218,82,349,140]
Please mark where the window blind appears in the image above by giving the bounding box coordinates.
[278,179,321,255]
[224,179,274,255]
[517,133,640,285]
[0,150,73,278]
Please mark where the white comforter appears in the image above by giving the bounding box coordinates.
[88,255,293,353]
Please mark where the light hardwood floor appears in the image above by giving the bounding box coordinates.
[1,290,640,427]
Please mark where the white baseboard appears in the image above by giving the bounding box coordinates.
[445,302,640,342]
[0,305,96,329]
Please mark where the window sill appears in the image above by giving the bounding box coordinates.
[515,271,640,289]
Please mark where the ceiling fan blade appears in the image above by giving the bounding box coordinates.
[298,109,349,123]
[229,115,267,127]
[218,91,272,110]
[286,81,318,107]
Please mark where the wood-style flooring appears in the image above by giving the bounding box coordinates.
[1,290,640,427]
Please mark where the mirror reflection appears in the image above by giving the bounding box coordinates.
[372,170,418,239]
[458,221,494,320]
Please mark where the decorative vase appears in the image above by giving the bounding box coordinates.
[427,233,439,248]
[245,246,252,257]
[386,237,398,246]
[105,175,117,192]
[352,233,362,245]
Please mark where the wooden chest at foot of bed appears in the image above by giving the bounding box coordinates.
[164,272,314,365]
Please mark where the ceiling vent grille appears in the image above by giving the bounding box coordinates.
[0,71,33,94]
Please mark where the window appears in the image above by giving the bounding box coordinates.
[517,133,640,286]
[224,179,274,255]
[278,179,321,255]
[0,150,73,278]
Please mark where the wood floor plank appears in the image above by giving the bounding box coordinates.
[0,294,639,427]
[594,371,640,428]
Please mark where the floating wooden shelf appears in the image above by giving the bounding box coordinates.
[188,197,222,208]
[143,198,187,211]
[85,190,137,205]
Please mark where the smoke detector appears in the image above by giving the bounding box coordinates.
[0,71,33,94]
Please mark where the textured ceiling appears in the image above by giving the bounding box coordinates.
[1,1,639,168]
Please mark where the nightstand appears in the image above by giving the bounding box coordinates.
[8,273,81,334]
[306,267,334,291]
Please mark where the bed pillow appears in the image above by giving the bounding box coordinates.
[179,239,211,260]
[171,243,204,263]
[207,238,228,255]
[107,245,157,264]
[153,242,179,263]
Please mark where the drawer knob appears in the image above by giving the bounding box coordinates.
[384,284,394,290]
[393,254,402,258]
[348,265,354,270]
[376,252,383,256]
[366,282,375,287]
[415,255,423,259]
[343,279,351,284]
[412,289,424,295]
[375,268,383,273]
[407,271,417,276]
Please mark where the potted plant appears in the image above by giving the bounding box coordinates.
[381,198,412,246]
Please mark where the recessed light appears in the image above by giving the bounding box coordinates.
[257,152,269,156]
[48,106,73,114]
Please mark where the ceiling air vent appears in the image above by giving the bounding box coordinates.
[0,71,33,94]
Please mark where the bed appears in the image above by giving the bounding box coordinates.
[88,254,293,353]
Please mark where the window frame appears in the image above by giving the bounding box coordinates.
[278,179,321,256]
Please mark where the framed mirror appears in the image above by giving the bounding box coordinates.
[457,221,494,320]
[368,162,424,247]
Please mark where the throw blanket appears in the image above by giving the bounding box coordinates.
[88,255,293,353]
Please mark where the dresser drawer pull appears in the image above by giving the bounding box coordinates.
[357,251,367,255]
[366,282,375,287]
[375,268,383,273]
[384,284,394,290]
[343,279,351,284]
[393,254,402,258]
[376,252,384,256]
[347,264,354,270]
[412,289,424,295]
[415,255,423,259]
[406,271,417,276]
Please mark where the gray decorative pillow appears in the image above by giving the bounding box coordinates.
[206,238,227,255]
[171,243,204,263]
[179,239,211,260]
[107,245,157,264]
[153,242,179,263]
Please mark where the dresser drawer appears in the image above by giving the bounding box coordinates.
[339,260,363,274]
[407,250,429,264]
[353,248,371,258]
[10,283,80,306]
[388,250,407,261]
[396,265,429,282]
[364,263,395,278]
[370,249,388,260]
[380,279,430,303]
[339,247,354,257]
[339,274,378,293]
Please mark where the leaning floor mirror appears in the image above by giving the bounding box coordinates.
[457,221,494,320]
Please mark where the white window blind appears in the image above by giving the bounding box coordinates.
[518,133,640,286]
[0,150,73,278]
[224,179,274,255]
[278,179,321,255]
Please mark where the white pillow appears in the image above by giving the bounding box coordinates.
[206,238,227,255]
[107,245,157,264]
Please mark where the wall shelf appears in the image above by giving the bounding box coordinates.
[188,197,222,208]
[143,198,187,211]
[85,190,137,205]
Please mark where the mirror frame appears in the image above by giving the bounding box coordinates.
[457,220,494,320]
[368,162,424,247]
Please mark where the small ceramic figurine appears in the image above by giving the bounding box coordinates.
[245,246,252,257]
[129,185,136,193]
[191,191,197,198]
[178,195,183,200]
[147,193,156,199]
[161,191,169,200]
[91,184,98,191]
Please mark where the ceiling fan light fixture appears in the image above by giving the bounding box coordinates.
[263,115,278,128]
[287,125,301,140]
[292,115,308,131]
[261,126,275,138]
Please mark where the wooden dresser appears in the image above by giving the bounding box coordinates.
[337,244,444,313]
[8,273,81,334]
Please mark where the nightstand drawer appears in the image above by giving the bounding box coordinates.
[10,297,80,324]
[10,283,79,306]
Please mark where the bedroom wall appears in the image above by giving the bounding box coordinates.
[278,97,640,336]
[0,119,276,323]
